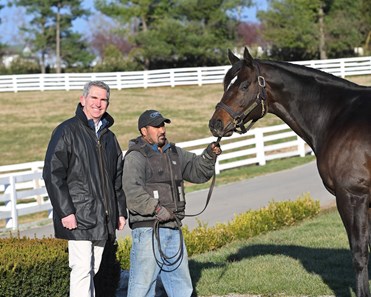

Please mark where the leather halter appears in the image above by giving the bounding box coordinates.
[216,62,268,134]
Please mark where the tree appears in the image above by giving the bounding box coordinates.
[52,0,92,72]
[0,2,4,23]
[258,0,321,60]
[360,0,371,54]
[236,22,265,47]
[91,30,132,59]
[167,0,252,68]
[0,3,5,58]
[93,44,140,72]
[324,0,363,58]
[258,0,364,60]
[14,0,93,73]
[90,15,133,64]
[95,0,167,69]
[61,32,95,71]
[95,0,253,69]
[13,0,54,73]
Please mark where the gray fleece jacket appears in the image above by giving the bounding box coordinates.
[122,137,216,229]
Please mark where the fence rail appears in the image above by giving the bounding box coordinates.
[0,124,311,230]
[1,56,371,93]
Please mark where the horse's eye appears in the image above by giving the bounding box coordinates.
[239,81,248,91]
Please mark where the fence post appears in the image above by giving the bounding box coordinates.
[5,176,18,230]
[40,74,45,92]
[197,68,202,86]
[32,168,43,205]
[65,73,70,91]
[3,181,11,227]
[48,209,53,219]
[12,76,18,93]
[144,71,148,89]
[297,136,306,157]
[170,69,175,87]
[255,128,266,166]
[340,60,346,78]
[215,158,220,175]
[117,73,122,90]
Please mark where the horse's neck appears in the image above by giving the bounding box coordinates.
[270,104,317,151]
[264,62,341,151]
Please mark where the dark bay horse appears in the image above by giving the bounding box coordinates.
[209,48,371,297]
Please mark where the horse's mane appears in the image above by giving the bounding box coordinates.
[263,59,363,89]
[224,58,365,91]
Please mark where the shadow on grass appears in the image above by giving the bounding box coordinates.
[189,244,370,297]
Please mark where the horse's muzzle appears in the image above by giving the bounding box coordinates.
[209,118,234,137]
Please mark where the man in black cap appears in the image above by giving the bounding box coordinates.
[123,109,221,297]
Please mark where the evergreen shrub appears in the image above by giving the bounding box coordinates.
[116,194,320,268]
[0,237,122,297]
[9,57,40,74]
[0,195,320,294]
[0,237,69,297]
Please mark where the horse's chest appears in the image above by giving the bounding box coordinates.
[317,140,371,195]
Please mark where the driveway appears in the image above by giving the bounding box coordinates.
[2,160,334,239]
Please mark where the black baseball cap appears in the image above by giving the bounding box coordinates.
[138,110,171,130]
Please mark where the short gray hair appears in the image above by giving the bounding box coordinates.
[82,81,111,100]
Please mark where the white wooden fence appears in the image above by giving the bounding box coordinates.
[0,123,311,230]
[1,56,371,93]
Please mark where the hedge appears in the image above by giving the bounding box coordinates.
[0,194,320,296]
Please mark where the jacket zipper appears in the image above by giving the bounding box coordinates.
[97,131,109,217]
[166,152,179,212]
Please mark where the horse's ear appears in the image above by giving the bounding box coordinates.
[228,49,240,65]
[243,47,254,67]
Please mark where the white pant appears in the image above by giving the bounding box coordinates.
[68,240,106,297]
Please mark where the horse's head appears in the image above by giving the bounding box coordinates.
[209,47,268,137]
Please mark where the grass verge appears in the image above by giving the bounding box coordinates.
[191,208,357,297]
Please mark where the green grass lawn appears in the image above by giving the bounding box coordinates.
[191,208,358,297]
[0,84,281,165]
[2,74,370,166]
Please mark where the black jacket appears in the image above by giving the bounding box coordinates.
[43,103,127,240]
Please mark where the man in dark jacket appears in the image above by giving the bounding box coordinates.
[43,81,127,297]
[123,109,221,297]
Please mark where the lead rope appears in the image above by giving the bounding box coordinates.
[152,137,222,270]
[152,216,184,272]
[184,136,222,217]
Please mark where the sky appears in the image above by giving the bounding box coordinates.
[238,0,268,22]
[0,0,268,46]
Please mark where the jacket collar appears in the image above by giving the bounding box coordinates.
[130,136,171,153]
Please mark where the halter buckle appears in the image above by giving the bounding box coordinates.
[258,76,266,88]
